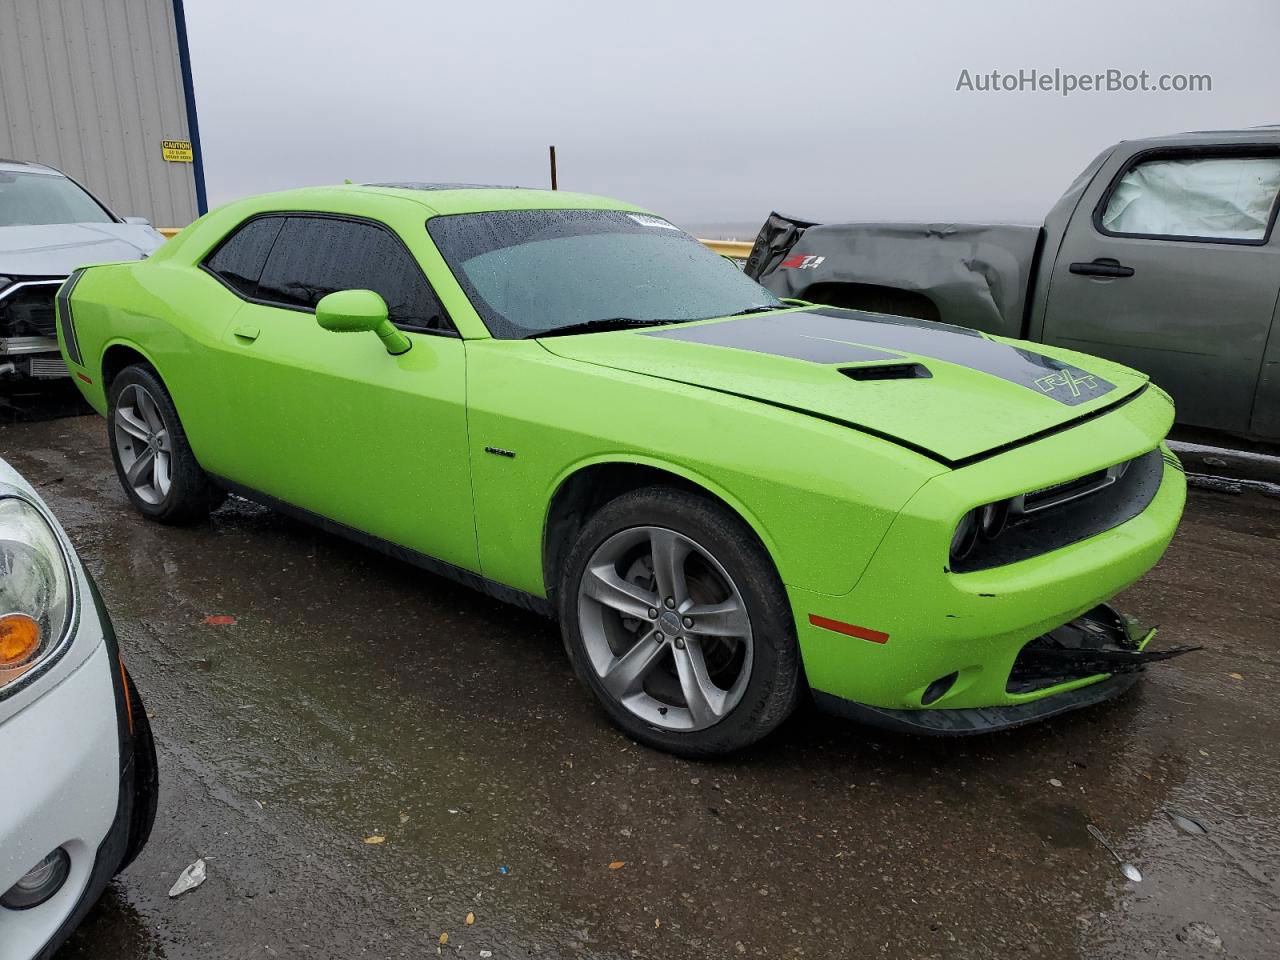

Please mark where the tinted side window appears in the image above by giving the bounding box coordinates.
[204,216,285,297]
[1099,154,1280,242]
[256,216,448,331]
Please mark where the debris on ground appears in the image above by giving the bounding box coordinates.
[1177,921,1224,952]
[466,912,475,925]
[438,932,448,945]
[1048,778,1063,788]
[497,865,510,875]
[608,860,625,870]
[168,858,207,898]
[1186,472,1280,499]
[364,835,386,845]
[1086,825,1142,882]
[1187,474,1245,495]
[1167,810,1209,835]
[1166,808,1272,884]
[201,614,237,626]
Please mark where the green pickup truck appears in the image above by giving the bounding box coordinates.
[748,127,1280,448]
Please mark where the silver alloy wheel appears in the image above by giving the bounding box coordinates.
[577,525,754,732]
[112,383,173,506]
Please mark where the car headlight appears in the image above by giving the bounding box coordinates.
[949,498,1013,566]
[949,508,979,564]
[0,497,72,692]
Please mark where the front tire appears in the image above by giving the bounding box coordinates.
[558,486,802,757]
[107,364,224,523]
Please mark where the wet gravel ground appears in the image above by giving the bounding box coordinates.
[3,392,1278,960]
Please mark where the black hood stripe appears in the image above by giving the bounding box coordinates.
[646,308,1117,407]
[643,318,905,365]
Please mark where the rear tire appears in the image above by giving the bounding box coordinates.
[558,486,802,758]
[107,364,224,523]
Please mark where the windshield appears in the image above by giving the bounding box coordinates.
[427,209,780,339]
[0,171,114,227]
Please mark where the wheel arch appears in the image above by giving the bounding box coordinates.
[800,281,941,322]
[541,456,778,603]
[100,339,162,392]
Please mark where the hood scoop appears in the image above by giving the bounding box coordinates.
[840,362,931,382]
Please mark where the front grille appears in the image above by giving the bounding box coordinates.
[952,448,1165,573]
[0,279,64,338]
[1021,468,1113,512]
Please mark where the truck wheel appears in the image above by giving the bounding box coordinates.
[558,486,802,758]
[107,365,224,523]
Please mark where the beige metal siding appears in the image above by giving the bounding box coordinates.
[0,0,197,225]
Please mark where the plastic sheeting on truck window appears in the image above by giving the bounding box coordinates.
[1101,156,1280,240]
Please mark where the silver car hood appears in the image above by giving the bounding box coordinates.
[0,222,165,276]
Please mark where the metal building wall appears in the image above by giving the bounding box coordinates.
[0,0,202,227]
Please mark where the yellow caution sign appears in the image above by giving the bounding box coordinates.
[161,139,193,163]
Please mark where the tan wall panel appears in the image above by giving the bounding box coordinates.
[0,0,199,225]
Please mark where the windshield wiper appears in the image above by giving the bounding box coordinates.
[525,317,690,339]
[725,304,791,317]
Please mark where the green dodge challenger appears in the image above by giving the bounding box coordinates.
[56,184,1190,756]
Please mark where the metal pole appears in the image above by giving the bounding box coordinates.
[549,145,558,190]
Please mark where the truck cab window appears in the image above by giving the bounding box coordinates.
[1100,155,1280,241]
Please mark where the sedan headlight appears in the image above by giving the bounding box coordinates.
[0,497,72,692]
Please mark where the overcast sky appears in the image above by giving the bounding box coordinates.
[186,0,1278,232]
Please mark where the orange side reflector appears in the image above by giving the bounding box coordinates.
[76,372,93,385]
[808,614,889,644]
[0,613,41,666]
[118,656,135,736]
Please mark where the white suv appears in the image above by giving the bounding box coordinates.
[0,160,164,383]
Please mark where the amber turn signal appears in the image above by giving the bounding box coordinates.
[0,613,41,667]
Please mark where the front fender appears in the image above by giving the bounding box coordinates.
[464,339,942,599]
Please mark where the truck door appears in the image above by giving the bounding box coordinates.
[1041,146,1280,438]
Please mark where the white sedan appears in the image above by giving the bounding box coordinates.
[0,456,158,959]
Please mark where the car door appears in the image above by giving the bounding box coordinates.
[206,212,477,573]
[1041,146,1280,436]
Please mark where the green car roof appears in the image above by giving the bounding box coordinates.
[364,182,642,213]
[332,183,647,217]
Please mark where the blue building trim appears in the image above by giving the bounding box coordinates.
[171,0,207,216]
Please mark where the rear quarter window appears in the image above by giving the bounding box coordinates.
[203,216,286,298]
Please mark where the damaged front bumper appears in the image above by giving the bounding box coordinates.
[813,604,1196,735]
[0,337,68,380]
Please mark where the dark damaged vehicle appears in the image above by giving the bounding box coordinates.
[748,126,1280,446]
